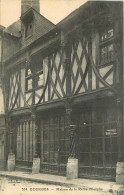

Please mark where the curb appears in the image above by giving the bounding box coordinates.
[0,172,124,194]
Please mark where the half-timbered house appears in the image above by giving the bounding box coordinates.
[0,0,123,182]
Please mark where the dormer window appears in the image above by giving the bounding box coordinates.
[20,9,34,39]
[25,22,33,38]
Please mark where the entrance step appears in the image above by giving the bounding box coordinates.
[15,165,32,173]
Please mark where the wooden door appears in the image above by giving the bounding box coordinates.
[40,112,69,175]
[78,106,118,180]
[16,119,35,166]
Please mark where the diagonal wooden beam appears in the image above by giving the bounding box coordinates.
[90,55,116,93]
[48,58,62,99]
[71,42,76,84]
[11,85,19,110]
[37,72,49,104]
[102,66,114,81]
[71,38,88,95]
[51,49,64,99]
[26,93,32,104]
[10,72,19,109]
[74,60,90,95]
[51,52,66,97]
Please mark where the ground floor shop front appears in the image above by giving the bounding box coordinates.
[6,97,123,181]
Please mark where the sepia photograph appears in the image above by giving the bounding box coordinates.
[0,0,124,194]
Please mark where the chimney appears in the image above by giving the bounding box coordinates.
[21,0,40,15]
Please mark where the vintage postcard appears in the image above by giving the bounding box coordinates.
[0,0,123,194]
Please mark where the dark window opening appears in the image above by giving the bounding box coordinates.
[25,23,33,38]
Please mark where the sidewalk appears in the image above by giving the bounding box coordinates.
[0,170,124,194]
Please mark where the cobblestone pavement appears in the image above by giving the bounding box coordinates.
[0,176,114,195]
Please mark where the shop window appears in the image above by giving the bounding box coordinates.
[99,28,114,65]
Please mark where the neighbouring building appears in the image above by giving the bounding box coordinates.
[0,0,124,183]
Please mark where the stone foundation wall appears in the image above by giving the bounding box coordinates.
[116,162,124,184]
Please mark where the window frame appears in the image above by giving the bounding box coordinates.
[25,68,33,92]
[34,70,44,90]
[24,22,33,39]
[25,68,44,93]
[98,28,115,67]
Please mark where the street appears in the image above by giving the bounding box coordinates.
[0,176,114,195]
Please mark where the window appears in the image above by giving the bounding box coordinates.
[25,68,43,92]
[25,22,33,38]
[25,68,33,91]
[99,28,114,65]
[100,29,114,42]
[35,71,43,88]
[100,44,114,64]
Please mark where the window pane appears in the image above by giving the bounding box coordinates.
[27,69,31,75]
[80,153,90,166]
[101,44,114,64]
[97,138,103,152]
[105,138,111,152]
[108,29,114,39]
[91,139,96,152]
[27,79,32,90]
[43,152,49,162]
[97,154,103,167]
[80,140,90,152]
[80,126,90,138]
[101,29,114,41]
[36,73,43,87]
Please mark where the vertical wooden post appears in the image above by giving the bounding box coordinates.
[61,31,78,178]
[116,98,123,162]
[116,97,124,184]
[31,109,40,158]
[0,114,7,170]
[7,117,13,154]
[65,100,78,179]
[123,1,124,164]
[88,35,92,91]
[7,116,15,171]
[115,3,124,184]
[121,0,124,164]
[65,103,77,158]
[31,108,40,174]
[60,31,71,97]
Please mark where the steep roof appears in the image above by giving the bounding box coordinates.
[0,25,5,31]
[57,1,121,29]
[4,20,21,38]
[33,8,55,38]
[4,7,56,41]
